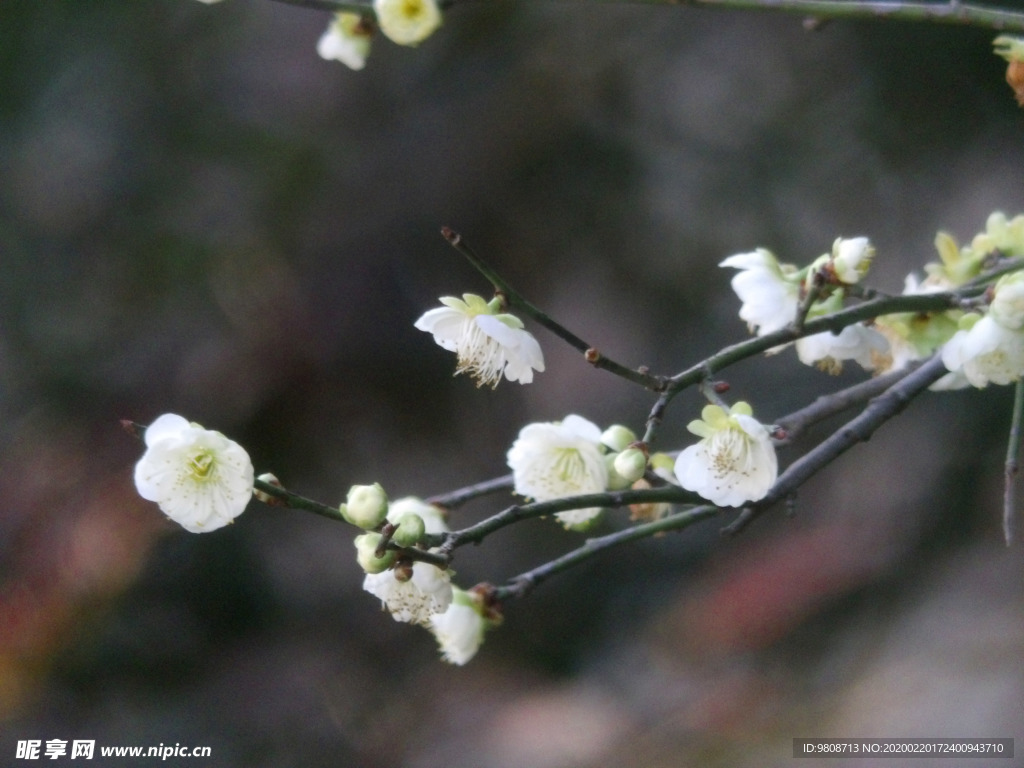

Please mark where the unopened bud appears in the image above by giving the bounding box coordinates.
[392,512,426,547]
[254,473,284,505]
[341,482,389,529]
[354,533,397,574]
[605,453,632,491]
[613,447,647,484]
[600,424,637,453]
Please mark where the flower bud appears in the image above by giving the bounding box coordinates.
[392,512,426,547]
[830,236,874,284]
[600,424,637,453]
[341,482,389,529]
[253,473,283,505]
[613,447,647,484]
[605,453,633,491]
[354,533,397,574]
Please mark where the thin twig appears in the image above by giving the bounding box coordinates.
[425,473,514,509]
[252,477,450,566]
[265,0,1024,34]
[1004,378,1024,545]
[440,227,666,390]
[490,504,720,601]
[428,484,703,552]
[775,361,922,444]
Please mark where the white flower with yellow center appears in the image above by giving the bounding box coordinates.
[415,293,544,388]
[941,313,1024,388]
[364,562,453,625]
[429,587,488,665]
[720,248,801,337]
[133,414,254,533]
[373,0,442,46]
[674,402,777,508]
[506,414,608,527]
[317,12,373,70]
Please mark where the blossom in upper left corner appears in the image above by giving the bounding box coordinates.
[415,293,544,388]
[133,414,254,533]
[317,12,373,70]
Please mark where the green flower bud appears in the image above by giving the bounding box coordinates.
[613,447,647,484]
[341,482,389,529]
[354,532,397,574]
[600,424,637,453]
[392,512,426,547]
[605,453,633,491]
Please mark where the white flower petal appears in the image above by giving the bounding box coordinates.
[364,563,453,624]
[133,414,254,533]
[941,315,1024,387]
[415,298,543,387]
[673,410,777,507]
[429,591,486,665]
[506,414,608,527]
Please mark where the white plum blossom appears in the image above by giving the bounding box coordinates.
[415,294,544,388]
[795,323,890,374]
[674,402,777,508]
[989,271,1024,330]
[364,562,453,625]
[719,248,800,336]
[941,314,1024,388]
[429,588,487,665]
[133,414,254,533]
[373,0,441,46]
[829,236,874,284]
[317,12,373,70]
[506,414,609,528]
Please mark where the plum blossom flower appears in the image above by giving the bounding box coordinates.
[989,270,1024,330]
[364,562,453,625]
[415,294,544,388]
[941,313,1024,388]
[133,414,254,533]
[429,588,488,665]
[795,323,889,374]
[317,12,373,70]
[373,0,442,46]
[719,248,801,336]
[506,414,608,528]
[674,402,777,508]
[828,236,874,285]
[969,211,1024,257]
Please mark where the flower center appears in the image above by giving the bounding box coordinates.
[708,429,752,479]
[187,450,215,480]
[401,0,426,20]
[552,448,587,490]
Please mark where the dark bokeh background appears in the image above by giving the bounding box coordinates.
[2,1,1024,766]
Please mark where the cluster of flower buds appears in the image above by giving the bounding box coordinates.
[349,492,492,665]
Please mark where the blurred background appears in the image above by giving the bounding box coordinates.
[1,1,1023,765]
